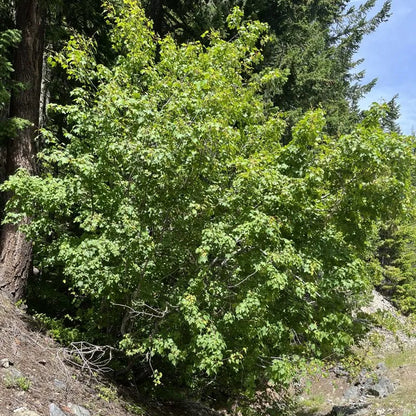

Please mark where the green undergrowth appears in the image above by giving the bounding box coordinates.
[4,373,31,391]
[33,312,82,345]
[383,348,416,370]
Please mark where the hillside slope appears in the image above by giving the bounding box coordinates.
[298,291,416,416]
[0,292,146,416]
[0,293,224,416]
[2,290,416,416]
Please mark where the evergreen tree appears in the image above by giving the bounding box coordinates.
[141,0,392,135]
[0,0,113,299]
[0,0,45,299]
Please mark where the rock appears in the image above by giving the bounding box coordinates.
[361,290,399,317]
[329,403,370,416]
[49,403,67,416]
[361,363,395,398]
[343,361,396,403]
[13,408,41,416]
[375,362,387,373]
[1,358,12,368]
[367,375,395,397]
[331,364,350,378]
[344,385,361,401]
[3,367,24,382]
[67,403,91,416]
[53,379,67,390]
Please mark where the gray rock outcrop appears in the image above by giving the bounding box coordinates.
[344,362,395,401]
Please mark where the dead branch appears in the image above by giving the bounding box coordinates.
[60,341,114,377]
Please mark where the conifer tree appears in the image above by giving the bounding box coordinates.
[142,0,392,134]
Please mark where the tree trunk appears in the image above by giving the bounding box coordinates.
[0,0,45,300]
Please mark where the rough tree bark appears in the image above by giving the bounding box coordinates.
[0,0,45,300]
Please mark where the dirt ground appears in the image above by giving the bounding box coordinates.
[297,350,416,416]
[0,293,222,416]
[297,325,416,415]
[0,293,144,416]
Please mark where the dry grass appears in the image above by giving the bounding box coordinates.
[367,351,416,416]
[297,343,416,416]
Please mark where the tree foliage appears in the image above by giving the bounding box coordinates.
[378,221,416,314]
[140,0,392,135]
[2,0,414,399]
[0,29,26,142]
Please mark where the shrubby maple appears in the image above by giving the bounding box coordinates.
[141,0,392,136]
[2,0,414,396]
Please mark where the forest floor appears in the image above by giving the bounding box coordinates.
[0,292,221,416]
[0,292,144,416]
[2,290,416,416]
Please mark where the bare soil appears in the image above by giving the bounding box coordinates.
[297,293,416,416]
[0,293,222,416]
[0,292,145,416]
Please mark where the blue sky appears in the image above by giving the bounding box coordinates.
[355,0,416,134]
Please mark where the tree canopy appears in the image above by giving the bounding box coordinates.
[141,0,392,135]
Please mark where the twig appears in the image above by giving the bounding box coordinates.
[61,341,114,377]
